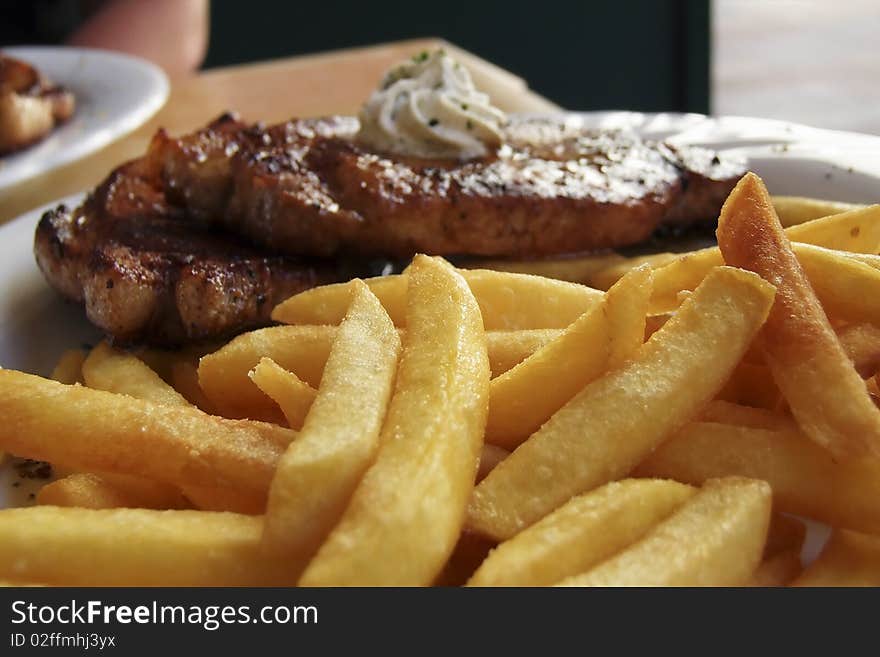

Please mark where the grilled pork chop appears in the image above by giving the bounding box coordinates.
[34,154,344,345]
[35,112,744,344]
[150,114,746,258]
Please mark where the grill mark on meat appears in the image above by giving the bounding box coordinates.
[34,154,346,345]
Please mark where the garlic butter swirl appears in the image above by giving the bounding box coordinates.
[357,50,507,160]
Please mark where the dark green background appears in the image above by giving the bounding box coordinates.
[204,0,710,113]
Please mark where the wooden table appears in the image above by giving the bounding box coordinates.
[0,38,559,224]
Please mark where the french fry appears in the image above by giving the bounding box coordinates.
[79,347,267,514]
[748,549,802,587]
[467,267,775,541]
[467,479,694,587]
[37,473,189,510]
[771,195,867,227]
[649,204,880,313]
[49,348,87,384]
[795,243,880,327]
[249,358,317,430]
[784,204,880,252]
[636,421,880,534]
[272,268,603,330]
[0,507,302,586]
[0,370,293,492]
[199,325,334,422]
[82,341,189,407]
[199,325,560,421]
[485,329,561,376]
[844,251,880,271]
[263,281,400,561]
[716,172,880,459]
[792,530,880,587]
[485,266,652,449]
[557,478,771,587]
[299,256,489,586]
[837,322,880,378]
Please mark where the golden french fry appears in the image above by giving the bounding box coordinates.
[0,507,302,586]
[78,348,264,513]
[699,400,790,431]
[82,341,189,407]
[0,370,293,492]
[792,530,880,587]
[37,473,189,510]
[49,348,87,384]
[837,322,880,378]
[795,243,880,327]
[462,251,628,283]
[636,421,880,534]
[272,268,603,330]
[716,362,781,409]
[748,549,802,587]
[467,479,694,587]
[249,358,317,430]
[485,266,652,449]
[485,329,561,377]
[467,267,775,541]
[784,204,880,251]
[300,256,489,586]
[649,204,880,313]
[605,268,653,369]
[844,251,880,271]
[558,477,771,587]
[717,172,880,459]
[199,325,334,422]
[263,281,400,561]
[771,195,867,227]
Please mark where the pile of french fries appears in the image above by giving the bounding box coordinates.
[1,173,880,586]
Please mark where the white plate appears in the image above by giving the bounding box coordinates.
[0,113,877,563]
[0,46,168,190]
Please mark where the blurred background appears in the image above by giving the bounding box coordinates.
[2,0,879,134]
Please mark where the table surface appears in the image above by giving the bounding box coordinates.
[0,38,559,224]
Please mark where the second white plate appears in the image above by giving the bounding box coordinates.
[0,46,169,190]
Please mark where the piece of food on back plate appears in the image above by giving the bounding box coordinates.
[0,54,75,155]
